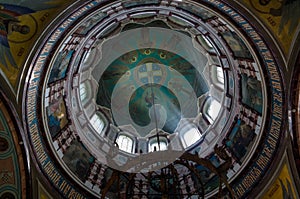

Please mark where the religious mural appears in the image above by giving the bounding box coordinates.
[129,85,180,133]
[21,0,288,198]
[180,2,215,20]
[195,156,221,193]
[97,48,209,135]
[37,180,53,199]
[74,12,107,36]
[0,1,75,89]
[221,31,253,59]
[48,49,74,84]
[241,0,300,58]
[122,0,160,9]
[262,163,298,199]
[240,74,263,114]
[225,119,256,163]
[0,0,293,197]
[0,99,27,199]
[46,97,68,138]
[62,139,94,182]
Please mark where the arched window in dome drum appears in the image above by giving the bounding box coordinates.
[79,82,88,101]
[90,113,104,134]
[210,65,225,90]
[203,97,221,124]
[116,134,134,153]
[182,127,202,148]
[216,67,224,84]
[148,136,168,152]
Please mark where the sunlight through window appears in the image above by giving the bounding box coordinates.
[183,128,201,147]
[216,67,224,84]
[149,138,168,152]
[90,113,104,133]
[206,99,221,123]
[80,83,88,101]
[116,134,134,153]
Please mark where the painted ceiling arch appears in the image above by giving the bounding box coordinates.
[0,92,28,199]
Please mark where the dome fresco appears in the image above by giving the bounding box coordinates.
[23,0,285,198]
[97,47,207,135]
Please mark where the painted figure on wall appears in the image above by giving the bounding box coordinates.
[221,31,252,59]
[0,4,33,69]
[251,0,300,34]
[46,97,68,138]
[279,178,295,199]
[48,49,74,83]
[129,84,180,134]
[62,139,94,182]
[74,12,107,35]
[243,0,300,57]
[225,120,256,162]
[179,2,215,20]
[262,164,298,198]
[0,1,75,88]
[240,74,263,114]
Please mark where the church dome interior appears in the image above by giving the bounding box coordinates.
[0,0,300,198]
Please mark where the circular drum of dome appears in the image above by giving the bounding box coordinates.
[73,13,231,173]
[24,0,285,198]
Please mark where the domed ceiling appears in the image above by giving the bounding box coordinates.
[23,0,285,198]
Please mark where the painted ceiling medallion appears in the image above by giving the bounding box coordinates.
[24,0,284,198]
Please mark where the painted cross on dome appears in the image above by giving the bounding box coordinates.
[137,63,165,84]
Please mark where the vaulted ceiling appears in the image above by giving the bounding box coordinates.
[0,0,300,198]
